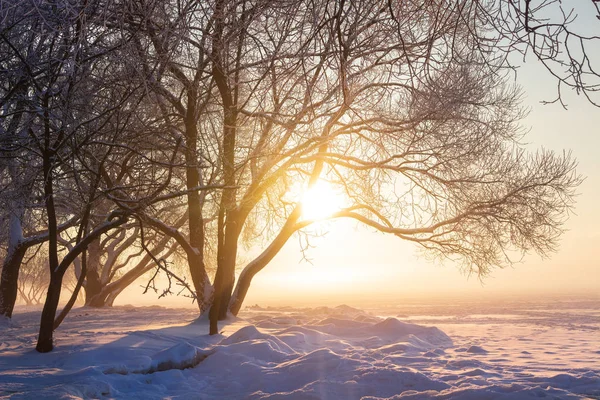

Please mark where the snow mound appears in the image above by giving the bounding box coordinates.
[276,326,335,350]
[275,348,355,376]
[367,318,453,349]
[219,325,266,345]
[147,342,213,373]
[218,325,296,356]
[466,345,488,354]
[104,342,213,374]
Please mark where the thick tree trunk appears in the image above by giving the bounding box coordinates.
[183,93,209,311]
[0,100,29,319]
[217,230,238,319]
[0,245,27,318]
[87,291,111,307]
[87,271,135,308]
[36,274,63,353]
[189,254,213,314]
[83,238,102,306]
[209,0,238,336]
[85,278,125,308]
[229,269,253,317]
[84,269,102,306]
[210,223,239,334]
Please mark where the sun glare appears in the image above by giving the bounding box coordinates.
[300,181,345,221]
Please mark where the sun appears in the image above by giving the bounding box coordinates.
[300,181,345,221]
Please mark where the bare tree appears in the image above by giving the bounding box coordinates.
[0,0,79,318]
[117,0,591,336]
[190,0,585,334]
[60,215,185,308]
[17,246,49,306]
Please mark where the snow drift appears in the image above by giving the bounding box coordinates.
[0,301,599,399]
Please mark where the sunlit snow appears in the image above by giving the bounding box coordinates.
[1,297,599,399]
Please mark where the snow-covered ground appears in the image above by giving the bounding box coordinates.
[1,296,599,399]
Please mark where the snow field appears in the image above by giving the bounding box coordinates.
[0,298,599,399]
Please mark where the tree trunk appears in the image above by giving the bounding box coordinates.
[0,245,26,318]
[87,291,111,307]
[101,277,131,307]
[38,90,60,354]
[85,277,125,308]
[0,99,29,318]
[35,214,128,352]
[209,0,238,335]
[87,271,136,308]
[0,197,28,318]
[229,269,252,317]
[189,254,213,314]
[53,251,87,330]
[210,222,239,335]
[183,93,209,311]
[83,238,102,306]
[84,269,102,306]
[36,274,63,353]
[217,228,238,319]
[228,216,299,315]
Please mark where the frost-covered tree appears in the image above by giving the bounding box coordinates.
[0,0,174,351]
[0,0,81,318]
[127,0,592,336]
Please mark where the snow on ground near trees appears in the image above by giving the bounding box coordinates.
[1,297,599,399]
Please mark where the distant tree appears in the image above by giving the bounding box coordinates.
[14,244,80,306]
[16,246,49,306]
[59,215,184,308]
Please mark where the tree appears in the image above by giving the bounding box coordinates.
[61,215,185,308]
[16,246,49,306]
[0,0,175,351]
[0,0,81,317]
[481,0,600,107]
[13,243,81,306]
[127,0,589,337]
